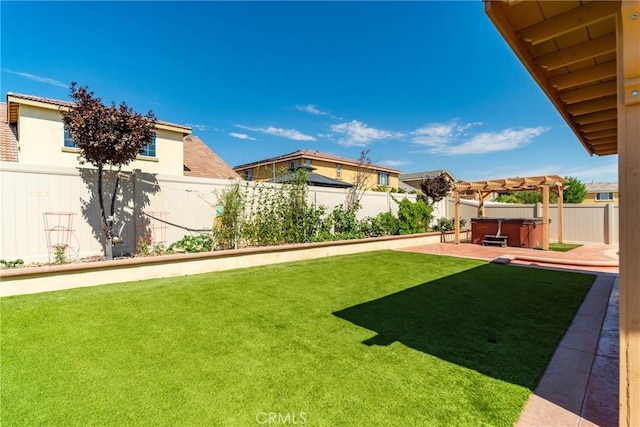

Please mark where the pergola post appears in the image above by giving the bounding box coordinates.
[454,190,461,244]
[542,185,549,250]
[557,185,564,244]
[618,3,640,425]
[478,191,491,217]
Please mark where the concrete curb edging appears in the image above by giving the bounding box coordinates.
[0,232,441,297]
[516,273,618,426]
[509,255,619,268]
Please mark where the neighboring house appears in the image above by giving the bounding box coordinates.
[183,135,239,180]
[399,169,457,193]
[2,93,191,176]
[233,149,401,189]
[268,165,352,189]
[583,182,619,204]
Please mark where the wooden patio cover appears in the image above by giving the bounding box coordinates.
[452,175,568,250]
[483,2,639,425]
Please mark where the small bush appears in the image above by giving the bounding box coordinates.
[431,217,467,232]
[167,234,214,254]
[0,258,24,269]
[374,211,399,236]
[332,205,362,239]
[396,198,433,235]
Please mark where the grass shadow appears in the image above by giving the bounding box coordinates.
[333,263,594,390]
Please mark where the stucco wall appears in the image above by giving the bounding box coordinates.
[583,191,620,204]
[16,105,185,175]
[240,157,399,189]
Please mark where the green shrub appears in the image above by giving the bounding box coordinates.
[242,169,331,246]
[214,183,244,250]
[374,211,399,236]
[0,258,24,269]
[167,234,214,254]
[431,217,467,232]
[331,204,363,239]
[396,198,433,235]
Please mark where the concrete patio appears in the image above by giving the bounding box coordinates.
[400,242,619,427]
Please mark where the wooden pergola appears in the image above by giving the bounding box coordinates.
[484,2,639,425]
[452,175,568,250]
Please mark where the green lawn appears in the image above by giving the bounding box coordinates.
[1,251,594,426]
[548,243,584,252]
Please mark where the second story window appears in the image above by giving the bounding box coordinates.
[140,133,156,157]
[336,164,342,179]
[63,125,77,148]
[245,169,253,181]
[289,160,300,171]
[378,171,389,186]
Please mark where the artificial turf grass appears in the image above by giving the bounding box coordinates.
[0,251,594,426]
[548,243,584,252]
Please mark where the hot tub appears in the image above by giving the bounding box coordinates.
[471,217,544,248]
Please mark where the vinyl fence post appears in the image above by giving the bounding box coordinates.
[606,202,614,245]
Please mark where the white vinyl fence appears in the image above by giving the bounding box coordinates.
[0,163,434,263]
[445,197,618,245]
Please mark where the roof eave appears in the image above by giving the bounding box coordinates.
[484,1,602,156]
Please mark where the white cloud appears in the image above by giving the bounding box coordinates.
[431,127,546,155]
[235,124,316,141]
[330,120,396,147]
[186,123,210,132]
[410,120,545,155]
[379,160,411,168]
[295,104,329,116]
[564,163,618,182]
[471,164,563,181]
[469,161,618,183]
[229,132,256,141]
[2,68,67,88]
[411,121,482,147]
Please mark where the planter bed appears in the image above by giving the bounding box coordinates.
[0,232,441,296]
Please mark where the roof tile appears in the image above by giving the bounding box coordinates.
[233,149,401,173]
[0,103,19,162]
[585,182,618,192]
[183,135,239,180]
[6,92,190,131]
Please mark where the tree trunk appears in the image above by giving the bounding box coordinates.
[97,165,114,260]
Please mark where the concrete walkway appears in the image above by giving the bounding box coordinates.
[400,242,619,427]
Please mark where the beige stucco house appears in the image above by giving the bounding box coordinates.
[2,92,238,179]
[233,149,401,190]
[2,93,191,176]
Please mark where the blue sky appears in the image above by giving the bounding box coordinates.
[1,1,617,183]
